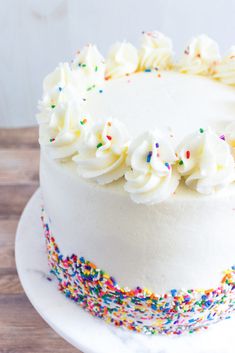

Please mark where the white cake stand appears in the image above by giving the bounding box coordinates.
[15,189,235,353]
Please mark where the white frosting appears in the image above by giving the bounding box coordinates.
[138,31,173,70]
[38,102,91,160]
[71,44,105,89]
[40,150,235,294]
[37,63,84,124]
[177,128,235,194]
[124,131,179,204]
[179,35,220,75]
[84,71,235,140]
[224,120,235,158]
[105,42,139,79]
[213,46,235,85]
[73,119,129,184]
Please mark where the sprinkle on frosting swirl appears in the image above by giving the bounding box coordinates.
[73,119,130,184]
[177,128,235,194]
[124,131,180,204]
[38,102,91,160]
[179,35,220,75]
[71,44,105,89]
[138,31,173,71]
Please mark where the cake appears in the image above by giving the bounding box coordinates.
[37,31,235,335]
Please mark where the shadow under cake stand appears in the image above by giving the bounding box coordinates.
[15,189,235,353]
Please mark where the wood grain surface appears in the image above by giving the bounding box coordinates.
[0,127,81,353]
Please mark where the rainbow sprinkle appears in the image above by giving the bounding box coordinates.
[41,210,235,336]
[146,151,152,163]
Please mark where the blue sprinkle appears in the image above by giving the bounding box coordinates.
[58,86,62,91]
[146,151,152,163]
[232,265,235,270]
[155,142,159,148]
[144,68,151,72]
[99,89,103,93]
[171,289,177,297]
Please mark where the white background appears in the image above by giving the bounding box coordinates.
[0,0,235,127]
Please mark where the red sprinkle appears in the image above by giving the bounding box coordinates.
[106,135,112,141]
[186,150,190,159]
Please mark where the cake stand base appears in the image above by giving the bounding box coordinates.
[15,189,235,353]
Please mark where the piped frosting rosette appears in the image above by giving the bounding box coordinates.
[38,102,91,160]
[178,35,220,75]
[213,46,235,85]
[138,31,173,71]
[73,119,130,184]
[37,62,92,159]
[124,131,180,204]
[71,44,105,90]
[177,128,235,194]
[105,41,139,79]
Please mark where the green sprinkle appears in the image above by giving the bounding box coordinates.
[97,142,103,149]
[95,66,98,72]
[82,63,86,67]
[199,128,204,133]
[87,84,96,91]
[179,160,184,165]
[51,104,56,109]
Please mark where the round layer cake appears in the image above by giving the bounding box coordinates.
[38,32,235,335]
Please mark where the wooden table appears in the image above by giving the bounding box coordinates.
[0,127,81,353]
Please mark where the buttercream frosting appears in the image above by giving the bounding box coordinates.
[178,35,220,75]
[73,119,130,184]
[213,46,235,85]
[39,102,91,159]
[177,128,235,194]
[71,44,105,89]
[124,131,180,204]
[138,31,173,71]
[105,41,139,79]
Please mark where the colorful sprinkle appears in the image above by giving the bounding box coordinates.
[186,150,190,159]
[106,135,112,141]
[165,162,171,170]
[97,142,103,149]
[220,135,225,141]
[51,105,56,109]
[80,119,87,125]
[49,138,55,142]
[179,160,184,165]
[199,128,204,133]
[144,69,152,72]
[41,209,235,336]
[99,89,103,93]
[87,84,96,91]
[146,151,152,163]
[95,66,98,72]
[155,143,159,148]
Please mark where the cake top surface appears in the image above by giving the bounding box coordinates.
[84,71,235,140]
[37,31,235,205]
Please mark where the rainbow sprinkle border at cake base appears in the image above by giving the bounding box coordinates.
[41,209,235,336]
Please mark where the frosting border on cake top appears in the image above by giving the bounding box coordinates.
[37,31,235,204]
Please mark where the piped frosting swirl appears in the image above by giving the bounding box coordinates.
[177,128,235,194]
[124,131,180,204]
[73,119,130,184]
